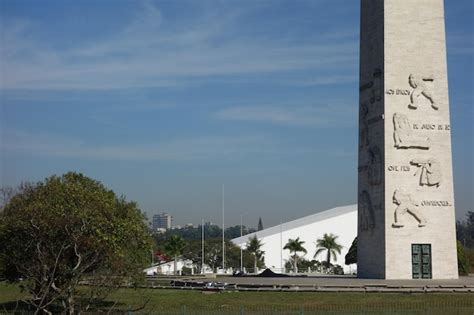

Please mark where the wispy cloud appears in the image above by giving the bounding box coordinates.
[0,129,274,161]
[1,2,357,91]
[447,33,474,55]
[214,103,356,127]
[291,75,358,87]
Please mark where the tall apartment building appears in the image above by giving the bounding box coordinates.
[152,212,173,230]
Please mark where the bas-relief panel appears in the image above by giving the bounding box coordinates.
[359,190,375,231]
[385,74,438,111]
[368,146,383,186]
[359,102,369,149]
[407,74,437,110]
[410,159,442,187]
[360,68,383,107]
[392,113,430,150]
[391,189,427,228]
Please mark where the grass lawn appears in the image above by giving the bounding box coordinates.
[1,282,473,314]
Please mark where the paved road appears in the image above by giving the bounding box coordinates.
[204,274,474,287]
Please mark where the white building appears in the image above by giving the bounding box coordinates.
[232,204,357,274]
[144,259,195,276]
[152,212,173,230]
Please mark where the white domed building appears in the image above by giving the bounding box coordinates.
[231,204,358,274]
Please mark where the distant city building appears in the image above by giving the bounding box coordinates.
[152,212,173,230]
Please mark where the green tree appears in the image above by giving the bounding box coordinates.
[314,233,343,269]
[284,258,320,273]
[257,218,264,231]
[456,211,474,249]
[163,235,187,275]
[180,239,253,272]
[345,237,357,265]
[153,224,249,243]
[0,172,153,314]
[457,241,470,275]
[283,237,307,273]
[180,240,203,272]
[246,236,265,273]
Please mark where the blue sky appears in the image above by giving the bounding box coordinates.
[1,0,473,228]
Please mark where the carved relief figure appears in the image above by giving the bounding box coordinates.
[359,103,369,148]
[359,191,375,231]
[393,113,430,149]
[367,146,382,186]
[411,159,442,187]
[371,69,382,104]
[408,74,437,110]
[392,189,427,228]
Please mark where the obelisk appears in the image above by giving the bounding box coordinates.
[357,0,458,279]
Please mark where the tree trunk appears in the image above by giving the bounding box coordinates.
[174,255,178,275]
[67,295,75,315]
[254,256,257,274]
[326,250,331,272]
[294,254,298,273]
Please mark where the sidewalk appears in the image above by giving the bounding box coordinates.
[164,274,474,293]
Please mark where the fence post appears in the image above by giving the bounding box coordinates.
[181,305,187,315]
[240,305,245,315]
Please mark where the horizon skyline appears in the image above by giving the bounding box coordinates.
[1,0,472,227]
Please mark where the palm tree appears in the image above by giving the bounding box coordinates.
[246,235,264,273]
[164,235,187,275]
[314,233,343,271]
[283,237,307,273]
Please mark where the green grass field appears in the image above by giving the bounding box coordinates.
[1,282,473,314]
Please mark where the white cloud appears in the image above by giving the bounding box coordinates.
[1,2,358,91]
[0,129,273,161]
[214,103,356,127]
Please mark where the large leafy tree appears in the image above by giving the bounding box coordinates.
[246,236,265,273]
[314,233,343,269]
[163,235,187,275]
[283,237,307,273]
[0,172,153,314]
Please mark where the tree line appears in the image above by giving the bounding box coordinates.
[1,172,471,313]
[0,173,268,313]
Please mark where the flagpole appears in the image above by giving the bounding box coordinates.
[222,184,225,271]
[280,220,283,272]
[201,219,205,274]
[240,214,243,271]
